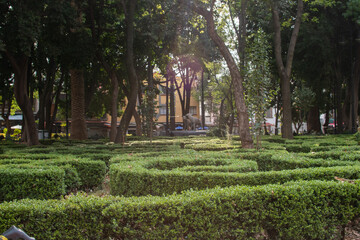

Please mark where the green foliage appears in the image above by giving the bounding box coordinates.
[286,143,311,153]
[344,0,360,24]
[110,154,360,197]
[292,85,315,133]
[0,165,65,201]
[255,152,358,171]
[0,181,358,239]
[0,136,360,238]
[1,0,45,56]
[0,194,121,240]
[105,181,359,239]
[244,28,275,146]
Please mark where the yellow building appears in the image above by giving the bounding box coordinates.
[105,76,201,132]
[156,84,200,125]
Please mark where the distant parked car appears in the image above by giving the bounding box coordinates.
[197,126,209,130]
[175,126,183,130]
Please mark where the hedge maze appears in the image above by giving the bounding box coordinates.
[0,135,360,239]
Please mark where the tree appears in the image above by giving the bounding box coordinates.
[190,0,254,148]
[291,86,315,134]
[0,58,15,139]
[67,0,92,140]
[0,0,43,146]
[115,0,139,144]
[271,0,304,139]
[169,55,202,119]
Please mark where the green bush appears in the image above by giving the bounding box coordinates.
[61,164,81,193]
[0,165,65,201]
[0,181,358,239]
[77,153,113,167]
[302,151,345,160]
[32,157,106,190]
[69,159,106,189]
[110,157,360,196]
[285,144,311,153]
[0,194,120,240]
[256,153,358,171]
[105,181,360,239]
[264,137,286,144]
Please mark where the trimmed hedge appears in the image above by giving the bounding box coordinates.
[285,144,311,153]
[0,165,65,201]
[255,153,358,171]
[0,194,120,240]
[105,181,360,240]
[110,157,360,196]
[0,181,358,239]
[0,157,106,191]
[32,157,106,190]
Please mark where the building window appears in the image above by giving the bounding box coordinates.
[266,108,273,118]
[159,106,166,115]
[190,106,197,115]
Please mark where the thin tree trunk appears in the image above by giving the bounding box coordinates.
[109,70,119,142]
[271,0,303,139]
[6,53,39,146]
[1,98,11,140]
[115,0,138,144]
[353,40,360,132]
[48,72,64,137]
[147,59,154,141]
[133,110,142,136]
[275,99,280,135]
[136,84,143,136]
[335,61,344,133]
[192,2,253,148]
[70,69,88,140]
[170,75,176,131]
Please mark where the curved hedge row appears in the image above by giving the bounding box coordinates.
[110,157,360,196]
[0,181,358,239]
[254,153,358,171]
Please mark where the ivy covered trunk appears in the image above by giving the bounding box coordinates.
[70,69,88,140]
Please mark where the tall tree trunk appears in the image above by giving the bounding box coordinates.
[271,0,303,139]
[110,70,119,142]
[70,69,88,140]
[219,98,225,131]
[147,59,154,141]
[334,61,344,133]
[38,58,56,130]
[133,111,142,136]
[343,83,351,131]
[1,98,12,140]
[192,2,253,148]
[6,53,39,146]
[170,75,176,131]
[136,83,143,136]
[353,40,360,132]
[115,0,138,144]
[48,71,65,137]
[307,106,321,133]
